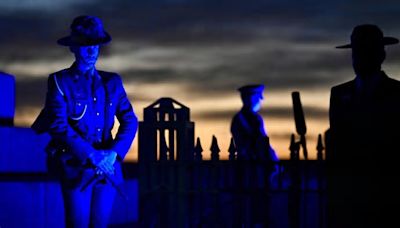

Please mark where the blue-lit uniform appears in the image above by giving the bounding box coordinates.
[32,14,137,227]
[230,85,278,226]
[33,64,138,227]
[44,64,137,169]
[231,108,278,162]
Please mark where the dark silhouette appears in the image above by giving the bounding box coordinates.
[231,84,278,163]
[292,91,308,160]
[230,84,279,227]
[138,98,195,227]
[31,15,138,227]
[328,24,400,227]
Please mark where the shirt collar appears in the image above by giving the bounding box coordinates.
[355,71,386,91]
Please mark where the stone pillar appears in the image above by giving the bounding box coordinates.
[0,72,15,126]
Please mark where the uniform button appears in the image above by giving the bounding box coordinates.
[97,128,101,132]
[96,112,100,116]
[109,102,113,106]
[93,97,97,102]
[77,102,81,106]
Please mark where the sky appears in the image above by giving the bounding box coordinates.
[2,0,400,160]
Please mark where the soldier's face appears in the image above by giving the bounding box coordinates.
[244,94,263,112]
[251,95,263,112]
[71,45,100,69]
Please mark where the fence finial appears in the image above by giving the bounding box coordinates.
[316,134,324,161]
[228,137,237,161]
[210,135,220,161]
[194,137,203,161]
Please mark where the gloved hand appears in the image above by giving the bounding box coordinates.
[105,150,117,166]
[88,150,115,176]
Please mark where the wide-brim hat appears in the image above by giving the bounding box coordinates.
[57,15,111,46]
[238,84,264,98]
[336,24,398,49]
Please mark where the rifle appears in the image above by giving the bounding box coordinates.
[292,91,308,160]
[80,168,129,200]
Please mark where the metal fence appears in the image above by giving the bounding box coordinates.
[138,135,326,228]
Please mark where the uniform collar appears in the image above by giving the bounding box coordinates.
[69,62,100,80]
[240,107,257,116]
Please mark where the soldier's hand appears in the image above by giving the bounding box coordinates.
[88,150,106,166]
[105,150,117,166]
[96,158,115,176]
[96,150,117,176]
[89,150,114,176]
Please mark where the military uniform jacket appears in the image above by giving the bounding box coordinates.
[231,108,278,162]
[32,65,138,183]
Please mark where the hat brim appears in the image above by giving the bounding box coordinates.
[336,36,399,49]
[57,32,112,46]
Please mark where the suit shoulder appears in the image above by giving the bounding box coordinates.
[383,77,400,96]
[331,80,354,91]
[386,76,400,86]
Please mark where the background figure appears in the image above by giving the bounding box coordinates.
[32,15,138,227]
[230,84,279,226]
[328,24,400,227]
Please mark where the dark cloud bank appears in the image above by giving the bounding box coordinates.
[3,0,400,117]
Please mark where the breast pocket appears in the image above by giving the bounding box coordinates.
[70,99,88,121]
[107,97,118,116]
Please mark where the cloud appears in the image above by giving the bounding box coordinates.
[0,0,82,11]
[3,0,400,119]
[193,105,328,120]
[113,39,353,96]
[14,77,47,108]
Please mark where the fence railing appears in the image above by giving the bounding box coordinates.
[138,135,327,228]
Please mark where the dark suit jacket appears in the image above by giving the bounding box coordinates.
[328,71,400,226]
[329,71,400,164]
[32,66,138,186]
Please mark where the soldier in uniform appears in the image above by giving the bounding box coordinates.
[231,84,278,163]
[32,15,138,227]
[230,84,279,226]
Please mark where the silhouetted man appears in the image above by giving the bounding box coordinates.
[231,84,279,226]
[329,24,400,227]
[231,84,278,163]
[32,15,138,227]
